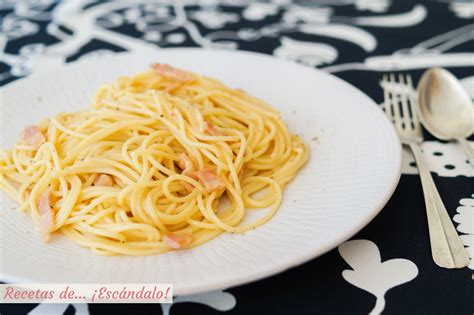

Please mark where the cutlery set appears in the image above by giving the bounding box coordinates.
[382,68,472,269]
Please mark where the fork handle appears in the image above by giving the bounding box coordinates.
[457,138,474,168]
[409,143,470,269]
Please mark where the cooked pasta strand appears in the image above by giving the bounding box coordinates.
[0,65,308,255]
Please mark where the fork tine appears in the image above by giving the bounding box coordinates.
[382,75,393,122]
[390,73,403,132]
[406,74,422,134]
[384,72,424,143]
[398,74,412,130]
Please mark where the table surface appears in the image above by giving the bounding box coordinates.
[1,1,473,314]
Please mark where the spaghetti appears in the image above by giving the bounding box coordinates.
[0,64,308,256]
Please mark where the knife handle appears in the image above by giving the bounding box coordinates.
[409,143,469,269]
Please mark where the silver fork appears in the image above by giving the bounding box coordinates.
[382,73,469,269]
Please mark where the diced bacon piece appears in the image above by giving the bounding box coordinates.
[20,125,45,148]
[93,174,114,186]
[151,63,195,83]
[178,153,194,175]
[177,153,197,190]
[38,190,53,242]
[194,168,225,192]
[203,121,224,136]
[163,233,193,249]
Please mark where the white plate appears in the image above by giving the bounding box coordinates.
[0,49,401,295]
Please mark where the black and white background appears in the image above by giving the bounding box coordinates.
[0,0,473,314]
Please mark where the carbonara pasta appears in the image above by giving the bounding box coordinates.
[0,63,308,256]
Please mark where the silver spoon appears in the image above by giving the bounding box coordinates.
[417,68,474,166]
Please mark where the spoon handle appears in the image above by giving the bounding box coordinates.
[409,143,470,268]
[457,138,474,168]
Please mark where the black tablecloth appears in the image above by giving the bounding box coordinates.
[1,1,473,314]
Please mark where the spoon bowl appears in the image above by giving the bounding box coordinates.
[417,68,474,166]
[417,68,473,140]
